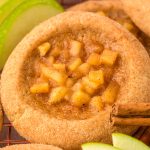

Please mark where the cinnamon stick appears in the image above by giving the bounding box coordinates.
[112,117,150,126]
[111,103,150,126]
[112,103,150,117]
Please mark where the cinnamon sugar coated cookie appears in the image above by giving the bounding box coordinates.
[69,0,150,54]
[0,144,62,150]
[1,12,150,150]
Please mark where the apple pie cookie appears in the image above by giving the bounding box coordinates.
[1,12,150,150]
[0,144,62,150]
[121,0,150,37]
[69,0,150,54]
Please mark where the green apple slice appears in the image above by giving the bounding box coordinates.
[112,133,150,150]
[0,0,25,24]
[82,143,121,150]
[0,0,8,7]
[0,0,64,69]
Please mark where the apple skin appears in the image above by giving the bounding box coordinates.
[0,0,25,24]
[0,0,64,70]
[82,142,121,150]
[112,133,150,150]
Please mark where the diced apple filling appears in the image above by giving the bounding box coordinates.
[49,87,68,104]
[71,90,90,107]
[78,63,90,75]
[53,63,66,72]
[38,42,51,57]
[83,85,95,95]
[88,70,104,85]
[87,53,101,66]
[100,50,118,66]
[31,38,120,112]
[64,91,72,101]
[41,65,52,79]
[82,77,100,95]
[90,96,104,111]
[68,58,82,71]
[72,81,83,91]
[49,71,67,85]
[30,82,49,94]
[70,40,83,57]
[102,81,120,104]
[50,48,60,57]
[82,77,101,90]
[41,66,67,85]
[66,78,75,88]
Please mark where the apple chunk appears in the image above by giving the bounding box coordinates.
[82,143,121,150]
[0,0,64,69]
[112,133,150,150]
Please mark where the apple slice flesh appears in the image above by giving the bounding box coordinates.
[112,133,150,150]
[82,143,121,150]
[0,0,63,69]
[0,0,25,24]
[0,0,8,7]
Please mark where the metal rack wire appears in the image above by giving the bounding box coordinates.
[0,0,150,148]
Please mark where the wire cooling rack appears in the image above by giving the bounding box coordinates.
[0,0,150,148]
